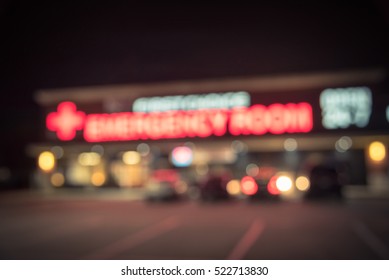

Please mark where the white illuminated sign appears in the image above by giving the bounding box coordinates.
[132,91,250,112]
[320,87,372,129]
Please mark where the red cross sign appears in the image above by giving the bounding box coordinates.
[46,102,86,141]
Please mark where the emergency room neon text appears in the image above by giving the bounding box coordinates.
[46,101,313,142]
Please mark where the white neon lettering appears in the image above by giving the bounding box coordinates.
[320,87,372,129]
[132,91,250,112]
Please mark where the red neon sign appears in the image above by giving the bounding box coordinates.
[229,102,313,136]
[83,110,229,142]
[46,102,86,141]
[47,101,313,142]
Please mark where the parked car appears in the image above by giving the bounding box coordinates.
[304,164,343,200]
[241,175,281,201]
[199,173,230,201]
[144,169,183,202]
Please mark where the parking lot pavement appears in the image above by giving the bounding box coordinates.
[1,187,147,201]
[1,189,389,260]
[11,184,389,202]
[343,185,389,200]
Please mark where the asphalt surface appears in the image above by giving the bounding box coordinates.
[1,191,389,260]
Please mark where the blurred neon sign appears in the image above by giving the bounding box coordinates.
[133,91,250,112]
[46,101,86,141]
[46,101,313,142]
[320,87,372,129]
[229,103,312,135]
[171,146,193,167]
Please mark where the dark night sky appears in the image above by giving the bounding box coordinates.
[0,1,388,185]
[2,2,389,87]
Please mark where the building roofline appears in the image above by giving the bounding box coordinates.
[35,68,386,105]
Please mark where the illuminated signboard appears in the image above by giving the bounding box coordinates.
[45,86,389,142]
[46,101,313,142]
[133,91,250,112]
[320,87,372,129]
[46,101,86,141]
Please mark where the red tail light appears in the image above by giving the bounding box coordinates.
[267,175,281,195]
[241,176,258,196]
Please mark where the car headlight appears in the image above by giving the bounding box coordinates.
[275,175,293,192]
[295,176,310,191]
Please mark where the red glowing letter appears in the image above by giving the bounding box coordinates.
[229,107,251,136]
[249,104,267,135]
[296,102,313,132]
[266,103,285,134]
[208,110,229,136]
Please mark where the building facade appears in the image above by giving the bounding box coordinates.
[29,69,389,196]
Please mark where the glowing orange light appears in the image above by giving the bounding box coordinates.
[91,172,105,187]
[122,151,141,165]
[296,176,310,191]
[241,176,258,196]
[47,102,85,141]
[38,151,56,172]
[267,175,281,195]
[369,141,386,162]
[227,180,241,196]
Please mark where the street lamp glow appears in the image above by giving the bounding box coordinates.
[78,152,101,166]
[91,172,105,187]
[38,151,55,172]
[368,141,386,162]
[227,180,241,196]
[295,176,310,191]
[123,151,141,165]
